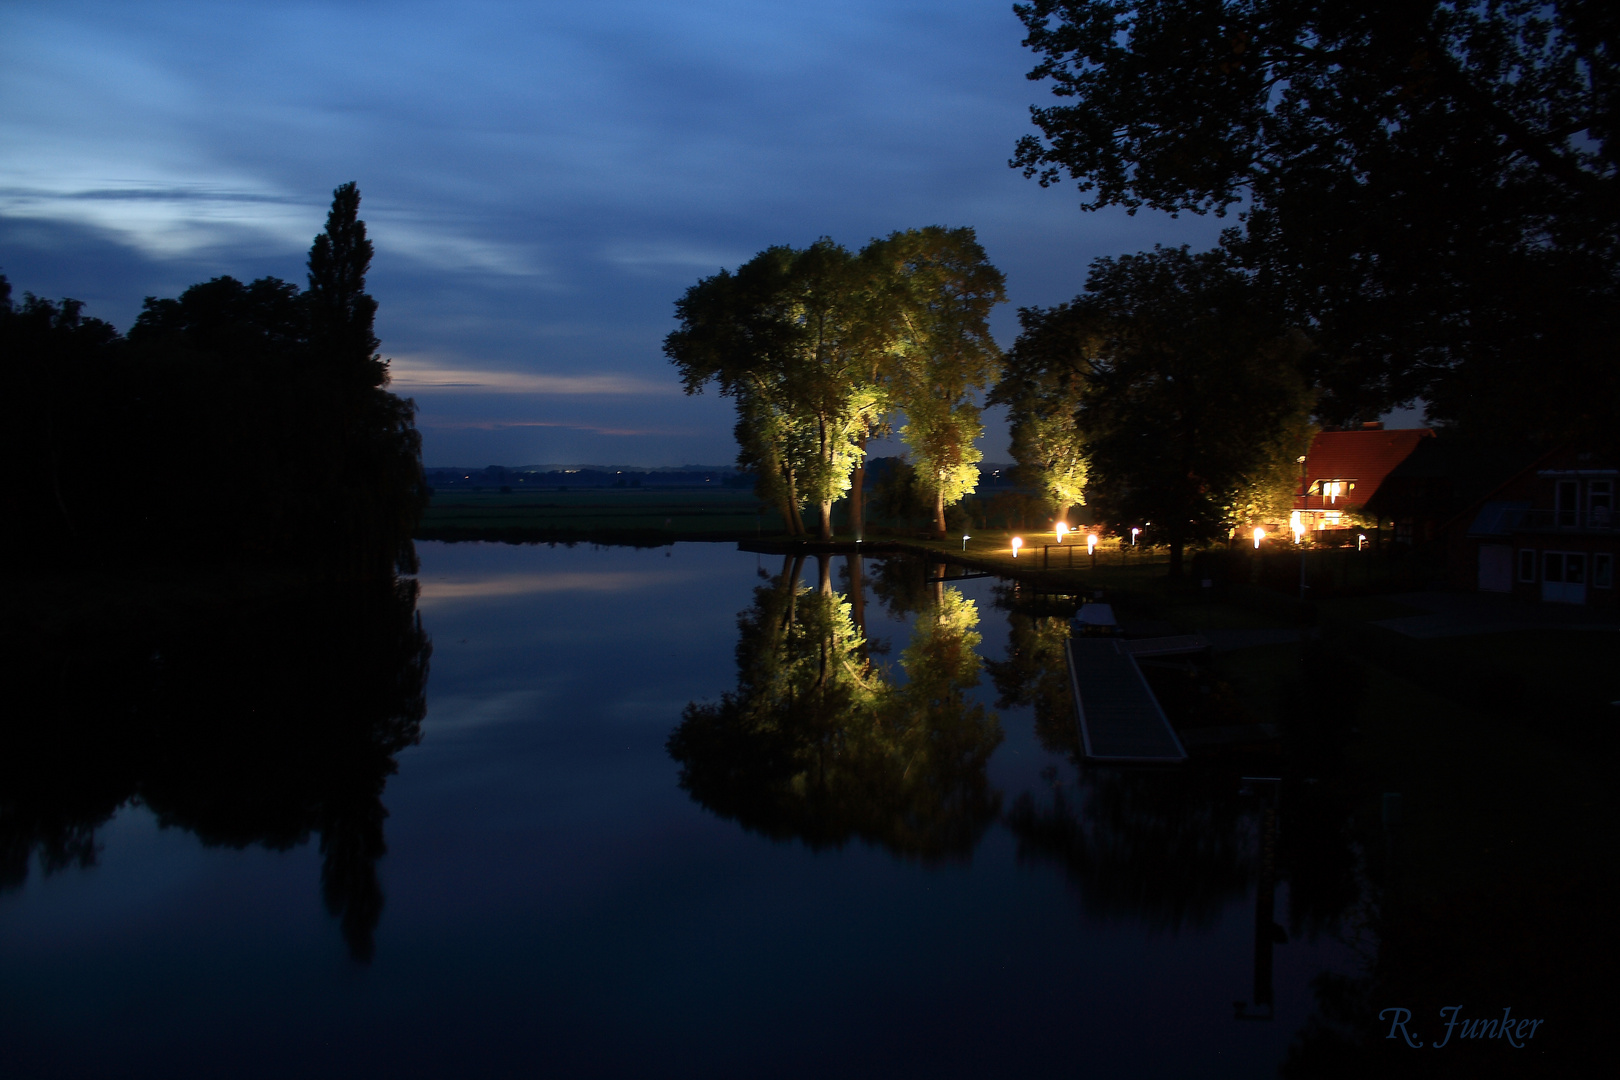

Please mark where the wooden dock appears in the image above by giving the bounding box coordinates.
[1066,637,1189,764]
[1122,634,1210,658]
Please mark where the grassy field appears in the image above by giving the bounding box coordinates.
[416,488,783,542]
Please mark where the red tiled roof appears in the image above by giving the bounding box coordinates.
[1294,427,1434,510]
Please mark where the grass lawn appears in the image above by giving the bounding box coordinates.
[417,488,783,540]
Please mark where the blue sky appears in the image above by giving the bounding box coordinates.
[1,0,1226,467]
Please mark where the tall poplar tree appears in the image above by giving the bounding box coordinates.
[866,227,1007,539]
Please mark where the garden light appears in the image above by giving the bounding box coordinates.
[1011,536,1022,558]
[1253,527,1265,548]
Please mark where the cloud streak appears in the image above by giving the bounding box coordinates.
[390,357,679,397]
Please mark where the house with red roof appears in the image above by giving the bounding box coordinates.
[1293,423,1435,535]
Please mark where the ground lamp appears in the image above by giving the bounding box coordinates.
[1290,510,1304,545]
[1011,536,1022,558]
[1357,533,1366,551]
[1253,527,1265,549]
[962,534,971,552]
[1055,522,1068,544]
[1131,527,1140,547]
[1087,533,1098,567]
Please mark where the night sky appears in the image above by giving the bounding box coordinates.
[2,1,1226,467]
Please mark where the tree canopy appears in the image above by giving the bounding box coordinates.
[1,182,426,578]
[666,227,1005,540]
[1013,0,1620,443]
[1015,246,1313,575]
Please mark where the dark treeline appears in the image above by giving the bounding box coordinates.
[0,577,429,962]
[1,183,425,578]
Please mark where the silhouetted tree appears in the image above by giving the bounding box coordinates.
[1,182,427,577]
[1012,0,1620,445]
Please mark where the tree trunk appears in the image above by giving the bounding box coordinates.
[850,435,866,541]
[817,553,831,594]
[818,500,833,542]
[933,486,947,539]
[847,553,865,643]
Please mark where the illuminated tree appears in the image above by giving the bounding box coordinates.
[1059,246,1314,575]
[866,227,1007,538]
[991,301,1093,520]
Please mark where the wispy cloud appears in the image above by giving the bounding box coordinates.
[390,356,679,397]
[418,570,688,603]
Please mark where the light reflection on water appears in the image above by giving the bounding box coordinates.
[1,541,1358,1078]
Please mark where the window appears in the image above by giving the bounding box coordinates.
[1518,549,1538,582]
[1596,553,1613,589]
[1591,481,1613,527]
[1557,480,1578,526]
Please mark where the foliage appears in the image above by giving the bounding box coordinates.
[1012,0,1620,444]
[0,183,426,577]
[991,302,1093,516]
[666,241,887,539]
[866,227,1008,536]
[1053,246,1315,574]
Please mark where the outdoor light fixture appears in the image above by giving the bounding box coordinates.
[962,535,970,551]
[1011,536,1023,557]
[1290,510,1304,544]
[1131,527,1140,546]
[1055,522,1068,543]
[1087,534,1098,555]
[1253,527,1265,548]
[1358,533,1366,551]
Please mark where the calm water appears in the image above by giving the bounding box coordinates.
[3,541,1358,1078]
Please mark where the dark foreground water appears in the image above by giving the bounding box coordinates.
[3,542,1361,1078]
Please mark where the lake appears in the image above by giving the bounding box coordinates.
[3,540,1361,1077]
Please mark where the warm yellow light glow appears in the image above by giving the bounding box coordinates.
[1055,522,1068,543]
[1289,510,1304,544]
[1011,536,1022,557]
[1087,533,1098,554]
[1253,527,1265,548]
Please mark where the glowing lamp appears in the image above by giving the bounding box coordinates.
[1253,527,1265,549]
[1130,527,1140,546]
[962,534,971,551]
[1087,533,1098,555]
[1289,510,1304,544]
[1011,536,1023,558]
[1357,532,1367,552]
[1055,522,1068,543]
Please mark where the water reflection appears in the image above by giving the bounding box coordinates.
[668,554,1003,860]
[1,578,428,961]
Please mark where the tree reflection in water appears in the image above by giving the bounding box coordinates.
[0,577,429,962]
[668,554,1002,861]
